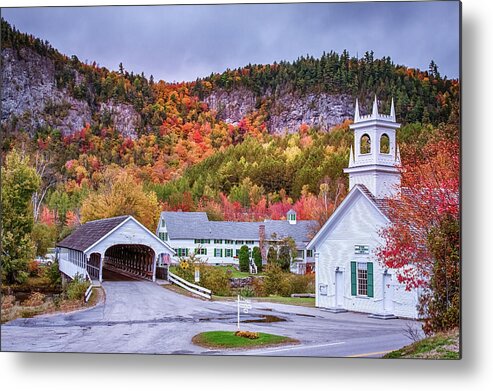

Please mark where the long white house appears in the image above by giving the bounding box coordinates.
[307,97,420,319]
[156,210,317,274]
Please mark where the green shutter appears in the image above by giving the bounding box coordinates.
[351,261,357,296]
[367,262,374,298]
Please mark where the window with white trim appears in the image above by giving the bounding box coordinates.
[357,262,368,296]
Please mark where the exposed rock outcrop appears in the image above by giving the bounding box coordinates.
[204,87,354,134]
[1,47,140,137]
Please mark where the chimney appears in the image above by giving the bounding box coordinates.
[259,224,266,261]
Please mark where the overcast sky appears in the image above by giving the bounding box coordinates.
[1,2,460,82]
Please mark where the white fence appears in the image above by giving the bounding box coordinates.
[168,271,212,299]
[59,253,87,280]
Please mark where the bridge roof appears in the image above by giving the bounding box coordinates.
[57,216,130,252]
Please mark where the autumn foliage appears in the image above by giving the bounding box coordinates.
[377,124,459,334]
[80,167,159,230]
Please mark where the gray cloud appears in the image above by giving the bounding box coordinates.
[1,2,460,82]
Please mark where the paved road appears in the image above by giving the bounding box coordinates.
[1,279,422,356]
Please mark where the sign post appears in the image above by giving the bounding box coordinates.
[194,267,200,283]
[237,295,252,330]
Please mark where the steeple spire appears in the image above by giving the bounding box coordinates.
[390,97,395,121]
[354,99,360,123]
[345,93,401,199]
[371,95,379,118]
[396,144,401,165]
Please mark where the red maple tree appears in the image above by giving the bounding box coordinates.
[377,127,459,291]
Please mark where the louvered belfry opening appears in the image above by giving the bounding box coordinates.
[103,244,155,281]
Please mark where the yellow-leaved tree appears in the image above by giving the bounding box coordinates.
[80,167,159,231]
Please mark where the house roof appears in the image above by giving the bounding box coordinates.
[160,211,316,245]
[355,184,392,218]
[57,215,130,252]
[306,184,391,250]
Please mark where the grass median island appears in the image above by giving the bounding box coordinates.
[192,330,299,350]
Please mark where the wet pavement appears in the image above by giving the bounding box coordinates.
[1,279,422,357]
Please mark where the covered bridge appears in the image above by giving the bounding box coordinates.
[56,215,174,283]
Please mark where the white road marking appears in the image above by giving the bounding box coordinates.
[243,341,346,355]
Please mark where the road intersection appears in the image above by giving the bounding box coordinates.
[1,279,421,357]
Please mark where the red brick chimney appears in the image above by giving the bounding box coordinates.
[259,224,266,261]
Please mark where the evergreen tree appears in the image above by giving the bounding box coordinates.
[238,245,250,273]
[252,246,262,272]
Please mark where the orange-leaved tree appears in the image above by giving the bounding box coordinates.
[80,167,160,230]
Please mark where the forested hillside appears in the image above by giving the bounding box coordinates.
[0,18,460,246]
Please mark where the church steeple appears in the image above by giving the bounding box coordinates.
[371,95,379,118]
[344,96,401,199]
[354,98,361,123]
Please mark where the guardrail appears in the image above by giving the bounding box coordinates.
[84,284,93,302]
[168,271,212,299]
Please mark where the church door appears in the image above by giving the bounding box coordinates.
[335,270,344,308]
[383,273,394,313]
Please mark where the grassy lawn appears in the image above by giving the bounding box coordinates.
[252,295,315,307]
[170,265,259,278]
[192,330,298,349]
[383,329,460,359]
[212,294,315,307]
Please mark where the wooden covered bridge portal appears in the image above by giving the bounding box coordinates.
[56,216,174,283]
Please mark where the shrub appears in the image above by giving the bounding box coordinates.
[238,245,250,272]
[239,286,255,298]
[45,261,62,287]
[66,274,90,301]
[264,264,284,295]
[252,246,262,272]
[288,274,315,294]
[264,264,315,296]
[28,260,41,277]
[22,292,46,307]
[251,277,266,297]
[200,265,231,296]
[1,295,15,311]
[235,330,259,339]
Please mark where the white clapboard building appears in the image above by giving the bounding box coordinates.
[156,210,317,274]
[307,97,420,319]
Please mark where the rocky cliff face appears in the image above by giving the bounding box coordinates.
[204,87,354,134]
[1,47,140,137]
[2,46,354,138]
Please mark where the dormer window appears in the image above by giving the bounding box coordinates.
[287,209,297,224]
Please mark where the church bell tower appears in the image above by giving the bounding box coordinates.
[344,96,401,199]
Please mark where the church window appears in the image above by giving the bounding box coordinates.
[357,262,368,296]
[380,133,390,154]
[351,261,374,297]
[360,134,371,154]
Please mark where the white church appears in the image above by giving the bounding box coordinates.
[306,97,420,319]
